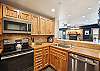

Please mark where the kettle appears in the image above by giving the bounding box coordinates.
[47,36,53,43]
[16,44,22,51]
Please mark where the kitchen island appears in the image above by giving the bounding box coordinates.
[30,42,100,71]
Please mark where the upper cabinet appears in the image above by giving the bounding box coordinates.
[19,11,32,21]
[46,19,54,35]
[3,5,19,18]
[31,16,39,35]
[2,4,55,35]
[3,4,32,21]
[31,16,55,35]
[39,16,46,35]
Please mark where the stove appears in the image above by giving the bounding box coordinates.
[1,40,34,71]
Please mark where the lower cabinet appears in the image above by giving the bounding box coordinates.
[43,47,49,68]
[34,46,68,71]
[34,47,49,71]
[50,47,68,71]
[34,48,43,71]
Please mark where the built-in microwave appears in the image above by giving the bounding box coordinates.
[3,18,31,34]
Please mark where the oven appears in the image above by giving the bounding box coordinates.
[69,35,77,40]
[1,49,34,71]
[1,39,34,71]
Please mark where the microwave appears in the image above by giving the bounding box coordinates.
[3,18,31,34]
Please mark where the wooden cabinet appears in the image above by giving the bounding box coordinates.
[46,20,54,35]
[0,3,3,48]
[50,47,68,71]
[3,4,32,21]
[34,48,43,71]
[31,17,55,35]
[3,5,19,18]
[19,11,31,21]
[39,17,46,35]
[0,19,2,34]
[34,47,50,71]
[31,16,39,35]
[43,47,49,68]
[2,4,55,35]
[0,3,2,34]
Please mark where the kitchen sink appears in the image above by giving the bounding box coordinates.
[54,44,71,48]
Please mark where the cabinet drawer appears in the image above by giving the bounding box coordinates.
[35,60,42,65]
[34,51,42,55]
[35,56,42,61]
[34,63,43,70]
[34,48,42,52]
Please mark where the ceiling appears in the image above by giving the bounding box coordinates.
[5,0,100,26]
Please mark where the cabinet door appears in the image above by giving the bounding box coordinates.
[50,47,55,68]
[39,17,46,35]
[50,20,54,35]
[60,51,68,71]
[0,4,2,34]
[34,48,43,71]
[0,19,2,34]
[46,20,54,35]
[45,19,50,35]
[19,11,30,20]
[31,16,39,35]
[3,5,18,18]
[43,47,49,68]
[50,47,68,71]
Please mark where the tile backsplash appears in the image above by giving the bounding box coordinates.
[3,34,31,42]
[31,35,49,43]
[3,34,52,43]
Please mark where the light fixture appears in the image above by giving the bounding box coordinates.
[88,8,92,10]
[51,9,55,12]
[68,14,71,17]
[82,16,86,18]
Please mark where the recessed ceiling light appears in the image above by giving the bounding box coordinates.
[88,8,92,10]
[68,14,71,17]
[51,9,55,12]
[82,16,86,18]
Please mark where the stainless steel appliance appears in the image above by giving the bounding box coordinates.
[69,35,77,40]
[1,40,34,71]
[68,53,99,71]
[3,17,31,34]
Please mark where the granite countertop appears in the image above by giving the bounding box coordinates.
[68,47,100,61]
[30,42,100,61]
[30,43,54,49]
[52,45,100,61]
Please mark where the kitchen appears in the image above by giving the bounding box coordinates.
[0,0,100,71]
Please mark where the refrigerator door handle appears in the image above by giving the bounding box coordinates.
[72,58,75,71]
[75,59,77,71]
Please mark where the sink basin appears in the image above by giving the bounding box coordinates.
[54,44,71,48]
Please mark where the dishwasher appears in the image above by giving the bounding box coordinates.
[68,53,99,71]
